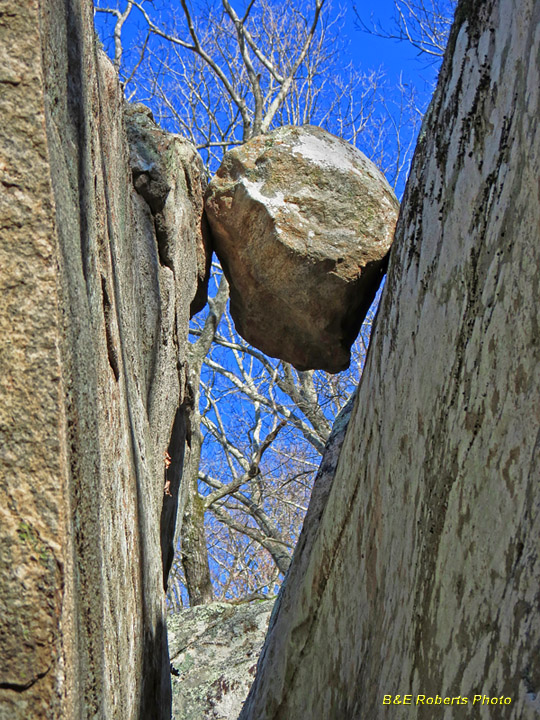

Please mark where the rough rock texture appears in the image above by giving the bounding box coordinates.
[0,0,208,717]
[168,600,274,720]
[240,1,540,718]
[205,125,399,373]
[123,103,211,588]
[126,104,211,319]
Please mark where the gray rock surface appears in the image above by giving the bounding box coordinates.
[125,104,211,318]
[0,1,208,717]
[240,0,540,718]
[168,600,274,720]
[205,125,399,372]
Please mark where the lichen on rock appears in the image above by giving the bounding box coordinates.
[204,125,399,373]
[168,600,275,720]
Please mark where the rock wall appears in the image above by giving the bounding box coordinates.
[240,0,540,717]
[0,1,208,718]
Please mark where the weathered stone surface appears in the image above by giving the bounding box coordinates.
[124,103,211,589]
[168,600,274,720]
[205,125,399,373]
[0,1,208,717]
[0,2,68,716]
[125,103,211,318]
[240,0,540,718]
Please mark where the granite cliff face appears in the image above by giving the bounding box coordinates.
[0,0,208,717]
[240,0,540,717]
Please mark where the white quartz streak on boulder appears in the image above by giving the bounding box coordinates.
[204,126,399,372]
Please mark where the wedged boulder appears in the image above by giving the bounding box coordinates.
[204,125,399,372]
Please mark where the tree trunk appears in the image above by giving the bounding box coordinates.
[181,488,214,606]
[176,278,229,605]
[179,379,215,606]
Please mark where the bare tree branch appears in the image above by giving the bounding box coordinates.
[355,0,456,60]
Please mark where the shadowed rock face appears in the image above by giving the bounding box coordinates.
[125,104,212,317]
[239,0,540,718]
[205,125,399,373]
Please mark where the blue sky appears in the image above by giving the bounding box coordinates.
[96,0,442,84]
[95,0,450,197]
[342,1,441,88]
[95,0,445,110]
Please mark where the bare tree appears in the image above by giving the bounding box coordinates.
[105,0,326,140]
[166,268,374,608]
[95,0,419,184]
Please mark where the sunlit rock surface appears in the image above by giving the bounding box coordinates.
[205,125,399,372]
[240,0,540,718]
[168,600,274,720]
[0,0,208,716]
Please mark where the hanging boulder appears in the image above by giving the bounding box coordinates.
[204,125,399,372]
